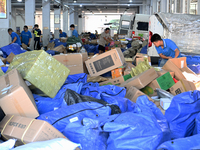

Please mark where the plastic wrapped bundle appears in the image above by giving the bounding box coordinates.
[7,50,70,98]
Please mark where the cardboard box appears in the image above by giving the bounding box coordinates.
[124,62,135,75]
[0,69,39,118]
[160,98,171,110]
[111,68,123,79]
[180,79,200,91]
[162,57,187,80]
[0,56,6,65]
[120,68,158,89]
[22,43,28,50]
[133,53,151,66]
[169,81,186,95]
[85,48,125,77]
[125,86,159,107]
[6,52,15,64]
[157,70,175,78]
[53,45,66,53]
[0,115,65,146]
[47,42,55,50]
[53,53,88,75]
[60,37,67,43]
[99,76,125,86]
[141,72,175,97]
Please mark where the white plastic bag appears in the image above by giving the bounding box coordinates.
[0,139,16,150]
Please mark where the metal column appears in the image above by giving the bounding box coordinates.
[42,0,50,47]
[25,0,35,50]
[54,8,61,39]
[198,0,200,14]
[187,0,191,14]
[63,8,69,36]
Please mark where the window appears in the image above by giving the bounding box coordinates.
[121,21,130,29]
[137,22,148,31]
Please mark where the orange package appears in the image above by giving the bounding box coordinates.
[111,68,123,79]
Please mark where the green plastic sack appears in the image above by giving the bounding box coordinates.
[7,50,70,98]
[131,58,151,77]
[0,69,4,77]
[67,37,82,45]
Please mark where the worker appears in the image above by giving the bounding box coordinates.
[98,28,113,54]
[32,24,41,50]
[70,24,78,38]
[21,25,32,47]
[88,32,96,39]
[59,29,67,38]
[151,33,181,67]
[8,28,21,46]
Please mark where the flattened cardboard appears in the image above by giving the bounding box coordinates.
[125,86,159,107]
[162,57,187,80]
[120,68,158,89]
[0,115,65,146]
[53,53,88,75]
[6,52,15,64]
[53,45,66,53]
[47,42,55,50]
[85,48,125,76]
[99,76,124,86]
[0,69,39,118]
[169,81,185,96]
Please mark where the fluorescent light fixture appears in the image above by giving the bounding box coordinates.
[128,4,130,6]
[17,0,22,2]
[129,0,132,2]
[80,4,82,7]
[74,0,77,3]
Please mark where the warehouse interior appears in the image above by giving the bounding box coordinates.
[1,0,200,149]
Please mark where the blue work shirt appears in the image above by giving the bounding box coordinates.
[21,30,32,45]
[155,39,181,58]
[72,29,78,38]
[10,32,21,46]
[59,32,67,38]
[90,33,96,39]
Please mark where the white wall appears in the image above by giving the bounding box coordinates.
[15,15,25,32]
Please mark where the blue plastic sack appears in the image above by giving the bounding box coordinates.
[140,45,148,54]
[188,65,200,74]
[1,67,8,73]
[34,82,83,115]
[100,93,136,113]
[65,73,87,84]
[63,121,108,150]
[84,96,169,150]
[193,112,200,134]
[46,50,56,55]
[13,138,80,150]
[81,85,126,99]
[0,43,26,57]
[82,82,99,88]
[165,91,200,139]
[37,101,111,132]
[157,134,200,150]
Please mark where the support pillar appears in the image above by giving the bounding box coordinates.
[25,0,35,50]
[187,0,191,14]
[42,0,50,47]
[0,0,11,47]
[69,6,75,36]
[54,8,61,39]
[160,0,167,12]
[63,8,69,36]
[198,0,200,14]
[151,0,157,15]
[181,0,186,13]
[174,0,177,13]
[12,7,16,31]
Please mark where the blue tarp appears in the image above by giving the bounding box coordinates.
[0,43,26,57]
[49,39,67,48]
[165,91,200,139]
[84,44,99,54]
[45,50,56,55]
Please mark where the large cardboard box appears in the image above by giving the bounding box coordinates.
[99,76,125,86]
[0,69,39,118]
[169,81,186,95]
[6,52,15,64]
[133,53,151,66]
[141,72,175,96]
[120,68,158,89]
[85,48,125,76]
[125,86,159,107]
[53,53,88,75]
[180,79,200,91]
[52,45,66,53]
[162,57,187,80]
[0,115,65,146]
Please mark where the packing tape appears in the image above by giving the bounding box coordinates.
[21,119,35,145]
[180,80,187,91]
[1,115,14,141]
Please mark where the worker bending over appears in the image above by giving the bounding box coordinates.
[151,34,181,67]
[98,28,113,54]
[8,28,21,46]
